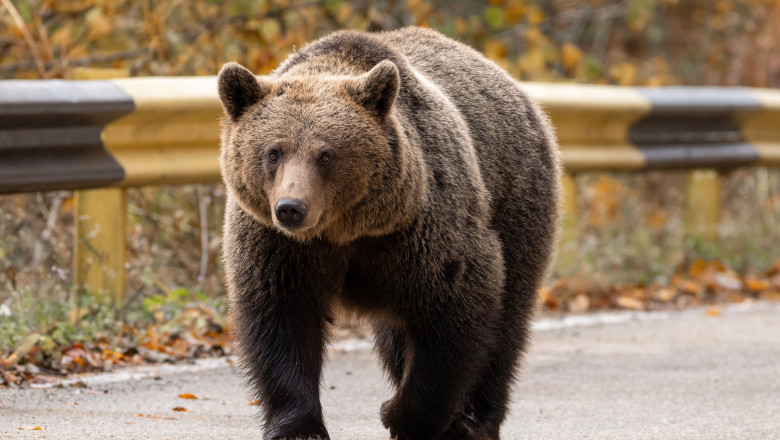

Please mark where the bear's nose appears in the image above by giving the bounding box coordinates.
[274,198,308,227]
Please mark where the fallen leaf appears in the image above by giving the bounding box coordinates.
[678,279,704,296]
[247,399,260,406]
[705,306,722,317]
[172,407,187,412]
[745,276,770,291]
[615,296,644,310]
[714,272,742,291]
[178,393,198,400]
[567,293,590,314]
[765,259,780,277]
[655,288,677,302]
[3,350,19,366]
[144,414,177,420]
[32,375,59,385]
[760,290,780,301]
[688,259,708,278]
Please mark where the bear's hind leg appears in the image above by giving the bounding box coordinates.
[450,314,531,440]
[379,317,496,440]
[372,322,407,387]
[447,186,558,439]
[380,247,505,439]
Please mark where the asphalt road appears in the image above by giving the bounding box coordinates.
[1,301,779,439]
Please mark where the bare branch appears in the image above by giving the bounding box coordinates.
[0,0,46,77]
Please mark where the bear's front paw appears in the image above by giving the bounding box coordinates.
[380,398,424,440]
[440,414,485,440]
[380,397,399,430]
[380,398,406,439]
[440,412,499,440]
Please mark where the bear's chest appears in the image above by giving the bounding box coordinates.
[339,233,440,314]
[340,247,413,312]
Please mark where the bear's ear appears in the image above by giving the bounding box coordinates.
[344,60,400,119]
[217,62,271,121]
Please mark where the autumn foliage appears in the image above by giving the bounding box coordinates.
[0,0,779,88]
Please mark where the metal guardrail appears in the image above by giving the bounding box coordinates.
[521,83,780,171]
[1,77,779,299]
[2,79,780,193]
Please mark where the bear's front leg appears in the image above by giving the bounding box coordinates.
[235,295,330,440]
[224,205,344,440]
[380,297,500,440]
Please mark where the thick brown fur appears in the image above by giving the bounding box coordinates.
[218,27,560,440]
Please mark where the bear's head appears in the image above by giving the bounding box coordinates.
[217,60,403,243]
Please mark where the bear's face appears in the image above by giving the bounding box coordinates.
[218,61,400,242]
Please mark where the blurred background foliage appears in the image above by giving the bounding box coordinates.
[1,0,779,87]
[2,0,780,370]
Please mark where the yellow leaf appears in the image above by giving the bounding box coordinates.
[609,62,637,86]
[85,7,112,39]
[711,261,726,272]
[260,19,281,42]
[337,4,353,24]
[505,5,525,24]
[526,5,545,24]
[745,276,770,291]
[178,393,198,400]
[483,39,507,61]
[172,407,187,412]
[561,43,582,71]
[50,25,72,50]
[705,306,722,317]
[518,48,545,77]
[524,27,543,44]
[646,75,666,87]
[454,16,468,35]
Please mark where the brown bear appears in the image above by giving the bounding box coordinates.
[217,27,560,440]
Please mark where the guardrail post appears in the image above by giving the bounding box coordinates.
[685,169,721,240]
[74,188,127,300]
[557,172,578,271]
[71,67,129,301]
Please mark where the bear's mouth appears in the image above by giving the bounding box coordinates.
[272,211,324,240]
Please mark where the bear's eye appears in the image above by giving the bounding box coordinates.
[268,150,279,163]
[319,152,332,164]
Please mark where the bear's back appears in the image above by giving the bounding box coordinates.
[379,28,558,210]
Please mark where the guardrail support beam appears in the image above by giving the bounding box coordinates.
[685,169,721,240]
[74,188,127,300]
